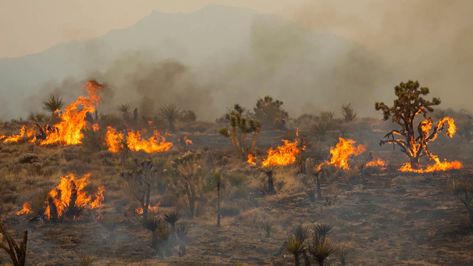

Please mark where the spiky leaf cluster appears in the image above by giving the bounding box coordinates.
[254,96,288,129]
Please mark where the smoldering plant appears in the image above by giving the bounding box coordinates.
[121,159,159,225]
[219,104,261,160]
[0,221,28,266]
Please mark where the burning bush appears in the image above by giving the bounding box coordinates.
[16,173,105,222]
[376,81,463,173]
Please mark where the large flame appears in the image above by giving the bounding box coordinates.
[262,139,301,168]
[317,137,366,171]
[44,173,105,221]
[400,116,462,173]
[40,80,103,145]
[105,127,173,153]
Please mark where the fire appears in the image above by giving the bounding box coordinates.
[105,126,125,153]
[399,155,463,173]
[105,127,173,153]
[16,202,32,216]
[184,136,193,146]
[126,130,173,153]
[40,80,103,145]
[262,139,301,168]
[317,137,366,171]
[247,153,256,166]
[365,158,387,169]
[2,126,36,144]
[91,123,100,132]
[44,173,105,221]
[135,203,160,216]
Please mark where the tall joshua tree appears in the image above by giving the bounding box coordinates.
[375,80,456,169]
[254,96,289,129]
[159,104,181,132]
[42,95,63,117]
[219,104,261,160]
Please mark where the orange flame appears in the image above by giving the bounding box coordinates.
[40,80,103,145]
[365,158,387,169]
[184,136,193,146]
[16,202,32,216]
[135,203,160,216]
[44,173,105,221]
[126,130,173,153]
[105,126,125,153]
[262,139,301,168]
[317,137,366,171]
[399,155,463,173]
[105,127,173,153]
[2,126,36,144]
[247,153,257,166]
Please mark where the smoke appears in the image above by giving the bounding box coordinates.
[291,0,473,113]
[24,1,473,121]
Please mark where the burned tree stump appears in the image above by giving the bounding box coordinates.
[265,170,276,194]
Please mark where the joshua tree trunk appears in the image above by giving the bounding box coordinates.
[266,170,276,194]
[217,179,221,227]
[315,172,322,200]
[302,250,311,266]
[293,254,301,266]
[142,183,151,225]
[410,156,421,169]
[48,197,59,223]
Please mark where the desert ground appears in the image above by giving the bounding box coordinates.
[0,108,472,266]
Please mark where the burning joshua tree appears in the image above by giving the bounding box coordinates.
[375,80,463,173]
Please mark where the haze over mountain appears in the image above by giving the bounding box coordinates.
[0,5,393,120]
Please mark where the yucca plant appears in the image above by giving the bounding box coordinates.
[0,221,28,266]
[159,104,181,132]
[42,95,63,117]
[308,224,336,266]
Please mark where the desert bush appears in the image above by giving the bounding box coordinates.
[254,96,289,129]
[219,104,261,160]
[341,103,357,122]
[308,224,336,266]
[169,152,207,218]
[312,112,338,139]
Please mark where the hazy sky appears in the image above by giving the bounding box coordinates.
[0,0,303,58]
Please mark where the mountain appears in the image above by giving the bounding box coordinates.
[0,5,388,120]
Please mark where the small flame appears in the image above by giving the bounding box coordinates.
[184,136,193,146]
[262,139,301,168]
[16,202,32,216]
[2,126,36,144]
[399,155,463,173]
[317,137,366,171]
[91,123,100,132]
[247,153,257,166]
[44,173,105,221]
[365,158,387,169]
[135,203,160,216]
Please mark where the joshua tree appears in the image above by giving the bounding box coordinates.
[159,104,181,132]
[169,152,206,218]
[219,104,261,160]
[254,96,289,129]
[42,95,63,117]
[452,179,473,227]
[118,104,131,121]
[144,216,170,257]
[375,80,455,169]
[341,103,357,122]
[0,221,28,266]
